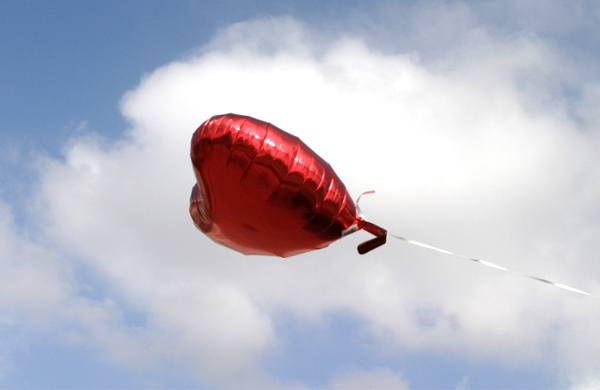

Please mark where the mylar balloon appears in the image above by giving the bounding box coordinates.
[190,113,386,257]
[188,114,599,297]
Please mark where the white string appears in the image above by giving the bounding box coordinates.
[355,190,375,220]
[355,191,595,297]
[390,234,595,297]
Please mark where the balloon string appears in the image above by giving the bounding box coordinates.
[356,190,375,220]
[355,191,594,297]
[389,234,596,297]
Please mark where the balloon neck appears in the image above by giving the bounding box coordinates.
[352,218,386,254]
[352,190,387,254]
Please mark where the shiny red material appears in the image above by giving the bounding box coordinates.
[190,113,386,257]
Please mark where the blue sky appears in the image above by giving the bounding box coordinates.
[2,1,600,389]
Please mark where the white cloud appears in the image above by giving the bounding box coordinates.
[0,198,154,379]
[330,367,410,390]
[0,199,73,327]
[569,378,600,390]
[4,6,600,389]
[456,376,470,390]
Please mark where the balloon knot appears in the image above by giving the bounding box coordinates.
[357,219,387,254]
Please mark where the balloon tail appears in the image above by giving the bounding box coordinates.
[357,220,387,254]
[355,191,387,254]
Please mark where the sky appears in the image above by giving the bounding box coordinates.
[1,0,600,389]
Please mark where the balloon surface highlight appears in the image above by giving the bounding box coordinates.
[190,113,386,257]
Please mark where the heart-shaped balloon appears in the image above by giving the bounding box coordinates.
[190,113,386,257]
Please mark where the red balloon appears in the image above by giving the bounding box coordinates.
[190,113,386,257]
